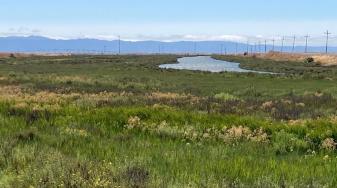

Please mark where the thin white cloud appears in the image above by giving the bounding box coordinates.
[1,27,41,36]
[1,21,337,46]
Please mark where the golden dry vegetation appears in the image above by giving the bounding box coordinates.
[252,52,337,66]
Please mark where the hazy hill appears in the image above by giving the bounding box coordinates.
[0,36,336,54]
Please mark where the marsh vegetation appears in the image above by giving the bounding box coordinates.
[0,55,337,187]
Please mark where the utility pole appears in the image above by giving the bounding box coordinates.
[281,37,285,53]
[235,42,238,55]
[162,45,165,54]
[194,42,197,54]
[292,35,296,53]
[258,41,261,53]
[264,40,267,53]
[304,35,310,53]
[118,35,121,55]
[221,44,227,55]
[325,30,331,54]
[246,40,249,54]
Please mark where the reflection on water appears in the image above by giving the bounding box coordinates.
[159,56,274,74]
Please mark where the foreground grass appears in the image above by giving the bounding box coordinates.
[1,103,337,187]
[0,55,337,187]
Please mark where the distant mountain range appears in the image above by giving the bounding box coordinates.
[0,36,336,54]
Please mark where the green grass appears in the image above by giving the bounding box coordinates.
[0,55,337,187]
[2,55,337,97]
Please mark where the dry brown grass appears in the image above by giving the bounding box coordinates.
[0,53,37,58]
[0,53,71,58]
[311,55,337,66]
[252,52,337,66]
[258,52,308,62]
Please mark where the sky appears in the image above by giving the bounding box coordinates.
[1,0,337,44]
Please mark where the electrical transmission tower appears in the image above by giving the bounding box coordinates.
[292,35,296,53]
[304,35,310,53]
[192,42,197,54]
[221,44,227,55]
[246,40,249,54]
[264,40,267,53]
[118,36,121,54]
[281,37,285,53]
[235,42,238,55]
[272,39,275,51]
[258,41,261,53]
[325,30,331,54]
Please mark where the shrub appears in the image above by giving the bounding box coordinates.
[266,100,305,120]
[214,92,239,101]
[66,80,73,85]
[5,148,117,187]
[272,130,309,155]
[15,130,38,142]
[122,166,150,188]
[305,57,315,64]
[126,116,141,129]
[222,126,269,143]
[8,71,16,77]
[320,138,336,151]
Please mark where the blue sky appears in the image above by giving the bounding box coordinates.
[1,0,336,44]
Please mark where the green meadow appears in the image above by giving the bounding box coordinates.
[0,55,337,187]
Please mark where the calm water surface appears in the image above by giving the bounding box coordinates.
[159,56,274,74]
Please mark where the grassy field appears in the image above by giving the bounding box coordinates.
[0,54,337,187]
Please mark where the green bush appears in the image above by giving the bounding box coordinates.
[272,130,310,155]
[214,92,239,101]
